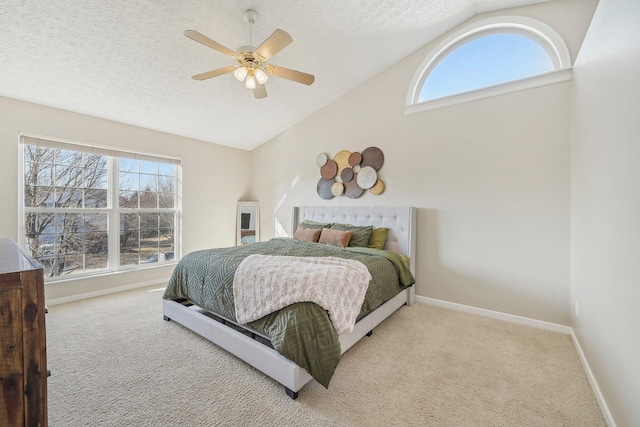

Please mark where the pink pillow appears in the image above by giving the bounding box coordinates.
[318,228,352,247]
[293,226,322,242]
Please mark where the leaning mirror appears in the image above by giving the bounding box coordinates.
[237,201,259,246]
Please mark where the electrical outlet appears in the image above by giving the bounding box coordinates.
[574,301,579,318]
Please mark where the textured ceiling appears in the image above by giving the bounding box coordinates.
[0,0,547,151]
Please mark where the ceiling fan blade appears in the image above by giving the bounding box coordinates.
[184,30,237,57]
[192,66,236,81]
[254,29,293,61]
[269,65,315,85]
[253,83,268,99]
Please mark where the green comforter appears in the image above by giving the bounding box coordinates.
[163,238,415,387]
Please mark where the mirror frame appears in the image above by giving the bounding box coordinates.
[236,201,260,246]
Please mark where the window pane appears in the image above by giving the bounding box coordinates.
[24,146,54,166]
[29,165,54,187]
[56,149,80,165]
[23,212,109,277]
[140,213,158,229]
[86,250,108,271]
[84,153,107,172]
[25,161,54,188]
[85,170,108,189]
[25,185,54,207]
[58,254,83,275]
[140,173,157,191]
[139,190,157,208]
[119,191,138,208]
[159,228,174,242]
[120,228,140,266]
[158,175,174,193]
[24,213,50,239]
[419,33,554,102]
[119,158,138,173]
[120,217,140,267]
[140,237,159,248]
[55,187,83,208]
[57,212,84,235]
[121,213,139,230]
[158,193,174,208]
[158,163,174,176]
[85,213,108,231]
[159,213,174,228]
[28,233,55,258]
[64,233,85,254]
[139,160,158,174]
[55,165,84,187]
[119,172,139,191]
[85,189,107,208]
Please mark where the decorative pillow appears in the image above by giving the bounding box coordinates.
[293,226,322,242]
[330,223,373,247]
[300,220,332,230]
[368,227,388,250]
[318,228,352,248]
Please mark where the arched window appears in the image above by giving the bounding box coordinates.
[405,17,572,114]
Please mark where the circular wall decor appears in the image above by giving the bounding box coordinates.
[370,179,385,195]
[331,182,344,196]
[316,153,328,167]
[356,166,378,189]
[361,146,384,170]
[340,167,354,183]
[317,178,335,199]
[334,150,352,175]
[348,152,362,167]
[344,176,364,198]
[320,159,338,179]
[316,147,385,199]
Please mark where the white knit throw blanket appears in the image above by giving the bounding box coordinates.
[233,254,372,336]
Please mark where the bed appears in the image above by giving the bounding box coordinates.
[162,206,417,399]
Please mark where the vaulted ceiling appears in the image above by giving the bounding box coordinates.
[0,0,547,150]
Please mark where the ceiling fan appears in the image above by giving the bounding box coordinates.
[185,9,315,99]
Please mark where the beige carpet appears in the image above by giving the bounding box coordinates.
[46,286,605,426]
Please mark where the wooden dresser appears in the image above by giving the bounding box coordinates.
[0,238,47,427]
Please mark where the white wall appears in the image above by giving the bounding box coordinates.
[251,0,597,325]
[571,0,640,425]
[0,95,251,302]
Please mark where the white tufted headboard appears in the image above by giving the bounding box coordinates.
[292,206,417,276]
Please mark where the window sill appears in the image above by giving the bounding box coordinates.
[403,68,572,115]
[43,261,178,284]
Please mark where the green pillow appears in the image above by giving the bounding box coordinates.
[300,220,332,230]
[330,223,373,247]
[368,227,388,250]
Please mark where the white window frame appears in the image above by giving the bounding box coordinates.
[18,133,182,282]
[404,16,572,114]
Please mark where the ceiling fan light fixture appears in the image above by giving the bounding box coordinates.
[254,68,269,84]
[184,8,314,99]
[234,66,248,81]
[245,74,257,89]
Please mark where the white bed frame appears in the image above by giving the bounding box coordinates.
[162,206,416,399]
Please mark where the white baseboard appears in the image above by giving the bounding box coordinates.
[45,278,170,306]
[569,330,617,427]
[416,296,572,334]
[417,296,615,427]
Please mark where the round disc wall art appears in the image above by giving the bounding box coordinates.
[316,146,385,199]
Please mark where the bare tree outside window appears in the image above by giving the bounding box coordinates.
[24,146,108,277]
